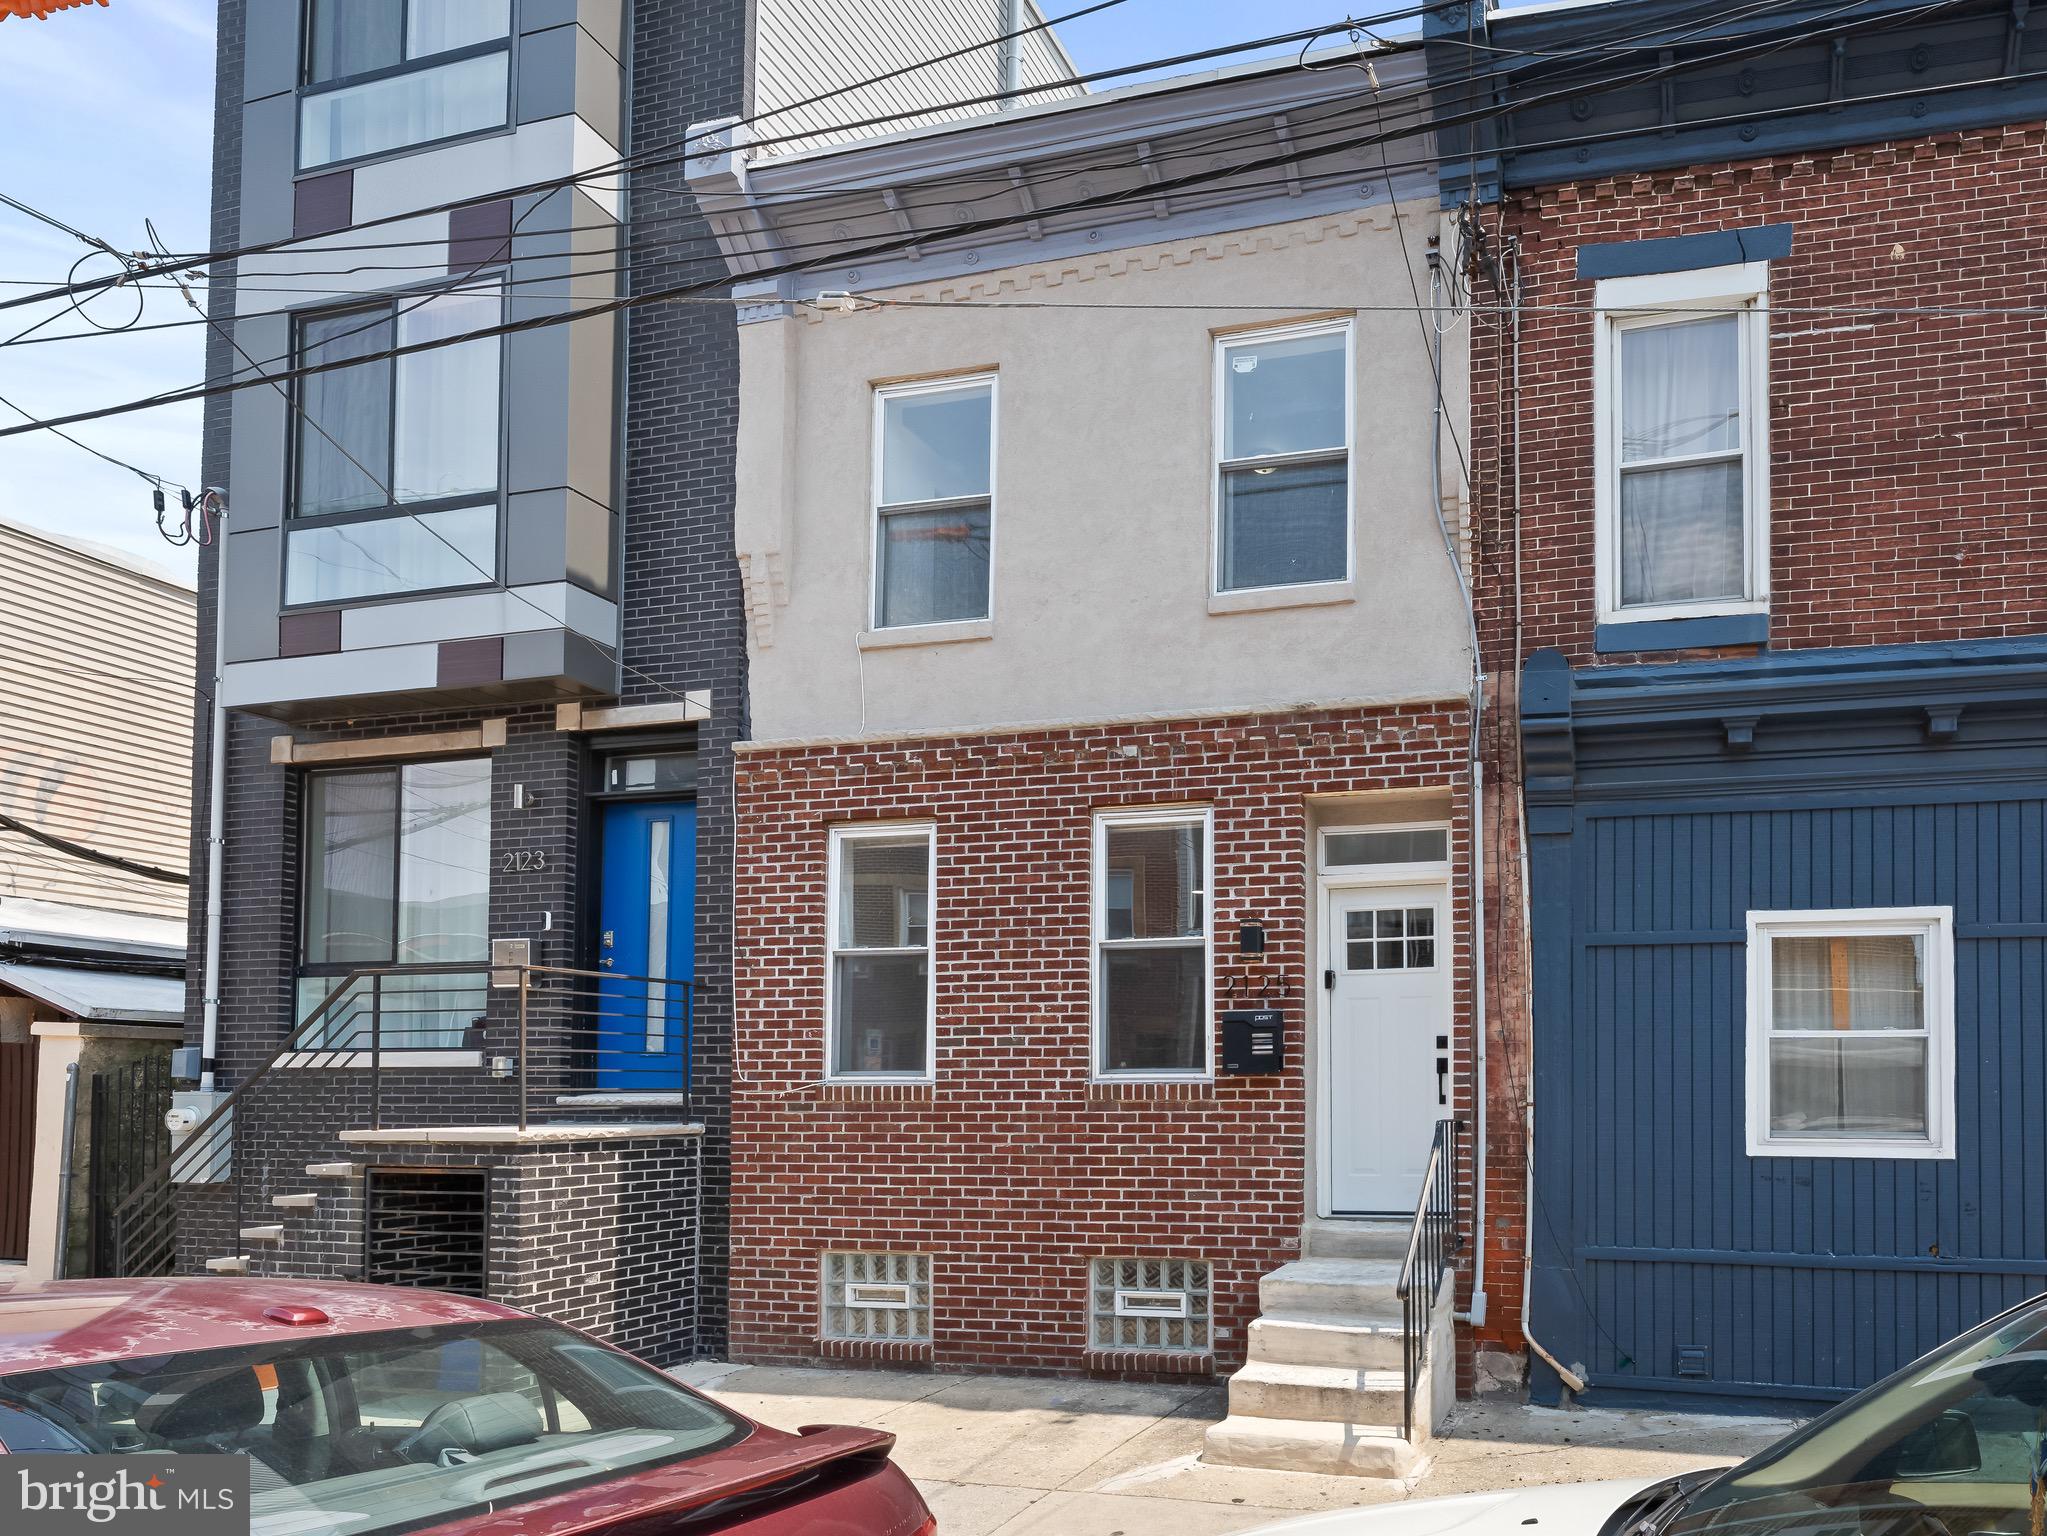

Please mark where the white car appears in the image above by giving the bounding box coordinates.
[1247,1292,2047,1536]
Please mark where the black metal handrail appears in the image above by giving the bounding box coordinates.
[1394,1117,1467,1441]
[107,963,701,1278]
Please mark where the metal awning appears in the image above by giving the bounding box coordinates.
[0,964,183,1024]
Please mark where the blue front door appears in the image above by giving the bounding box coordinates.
[597,800,696,1092]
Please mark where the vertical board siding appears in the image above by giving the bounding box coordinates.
[0,1040,36,1259]
[1551,791,2047,1401]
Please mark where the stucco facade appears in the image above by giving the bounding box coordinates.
[735,203,1475,746]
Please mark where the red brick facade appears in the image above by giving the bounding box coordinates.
[1459,125,2047,1377]
[1471,124,2047,673]
[731,703,1472,1377]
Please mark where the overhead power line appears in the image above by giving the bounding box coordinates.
[0,812,189,886]
[0,1,1467,326]
[0,0,1995,446]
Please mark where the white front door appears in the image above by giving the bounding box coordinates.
[1325,884,1450,1214]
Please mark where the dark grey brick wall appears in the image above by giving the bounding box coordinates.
[184,0,746,1359]
[497,1137,703,1366]
[623,0,751,1358]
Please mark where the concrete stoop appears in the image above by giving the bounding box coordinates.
[1204,1221,1434,1479]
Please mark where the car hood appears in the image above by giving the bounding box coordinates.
[1243,1476,1670,1536]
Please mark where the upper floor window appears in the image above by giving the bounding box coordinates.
[1214,319,1352,594]
[1745,907,1954,1161]
[826,826,935,1080]
[300,0,513,170]
[872,375,994,630]
[1093,808,1211,1079]
[299,757,492,1050]
[286,280,504,605]
[1595,263,1770,624]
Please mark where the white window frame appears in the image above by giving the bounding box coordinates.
[1211,317,1356,597]
[869,372,998,632]
[1744,906,1956,1161]
[823,823,938,1084]
[1090,806,1214,1082]
[1593,261,1771,626]
[1317,820,1453,883]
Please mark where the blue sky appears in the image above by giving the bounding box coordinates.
[0,0,215,578]
[0,0,1539,575]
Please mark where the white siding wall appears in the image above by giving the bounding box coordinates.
[752,0,1081,155]
[0,521,196,921]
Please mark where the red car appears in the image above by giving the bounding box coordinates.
[0,1277,933,1536]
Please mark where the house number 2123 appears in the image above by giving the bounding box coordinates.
[502,850,548,872]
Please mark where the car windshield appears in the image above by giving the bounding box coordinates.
[0,1318,749,1536]
[1666,1299,2047,1536]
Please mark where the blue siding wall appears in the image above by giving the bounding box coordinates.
[1525,645,2047,1407]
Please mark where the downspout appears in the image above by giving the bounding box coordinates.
[53,1061,79,1279]
[999,0,1026,106]
[199,493,230,1090]
[1505,240,1586,1397]
[1424,245,1488,1332]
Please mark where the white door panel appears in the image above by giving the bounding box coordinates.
[1325,884,1449,1214]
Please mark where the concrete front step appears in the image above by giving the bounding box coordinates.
[306,1163,359,1178]
[1302,1218,1410,1262]
[1258,1258,1401,1318]
[1249,1311,1405,1369]
[1203,1413,1427,1479]
[1227,1359,1406,1425]
[272,1193,319,1211]
[240,1225,285,1244]
[204,1256,250,1275]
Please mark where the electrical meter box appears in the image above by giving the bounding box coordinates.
[166,1089,232,1184]
[1221,1009,1285,1074]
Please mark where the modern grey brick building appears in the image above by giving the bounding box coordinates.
[163,0,755,1364]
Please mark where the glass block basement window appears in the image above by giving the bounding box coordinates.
[1090,1257,1212,1353]
[821,1252,932,1341]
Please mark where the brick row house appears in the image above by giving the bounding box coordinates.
[1426,0,2047,1409]
[688,45,1481,1473]
[163,0,2047,1467]
[163,0,1072,1363]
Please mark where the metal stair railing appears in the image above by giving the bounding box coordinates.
[106,963,702,1277]
[1394,1117,1467,1442]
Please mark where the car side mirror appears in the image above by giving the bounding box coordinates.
[1893,1410,1981,1479]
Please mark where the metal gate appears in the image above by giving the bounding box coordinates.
[0,1040,35,1260]
[365,1169,489,1296]
[89,1054,173,1277]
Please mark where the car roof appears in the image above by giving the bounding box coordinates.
[0,1278,529,1375]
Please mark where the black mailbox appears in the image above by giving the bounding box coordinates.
[1221,1009,1285,1074]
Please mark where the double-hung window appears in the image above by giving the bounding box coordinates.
[872,375,995,630]
[299,0,513,170]
[1093,808,1211,1078]
[299,758,492,1051]
[826,826,935,1079]
[1595,264,1770,623]
[1745,908,1955,1159]
[287,280,504,605]
[1214,319,1352,594]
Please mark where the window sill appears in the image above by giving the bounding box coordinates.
[1208,581,1354,616]
[857,619,993,650]
[1595,611,1767,654]
[1748,1139,1953,1161]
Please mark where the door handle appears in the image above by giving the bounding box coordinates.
[599,956,614,969]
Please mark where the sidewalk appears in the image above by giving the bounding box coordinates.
[683,1362,1798,1536]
